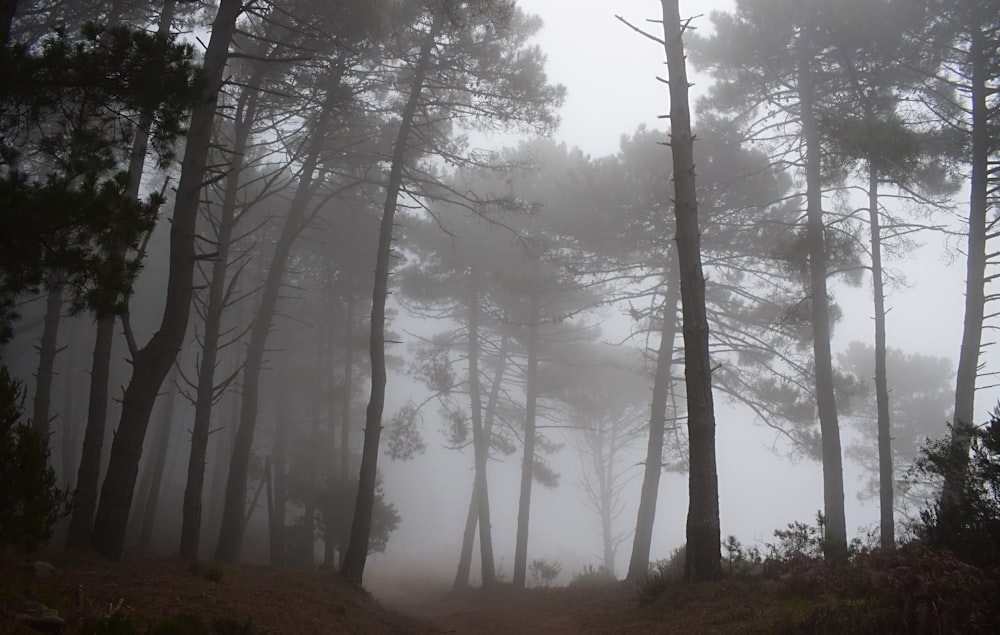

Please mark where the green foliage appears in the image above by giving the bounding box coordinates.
[527,558,561,588]
[909,408,1000,567]
[0,23,201,340]
[315,478,400,556]
[722,535,763,576]
[568,564,617,588]
[0,366,68,551]
[636,546,685,606]
[768,512,827,562]
[384,401,425,460]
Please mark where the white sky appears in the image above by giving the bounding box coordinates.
[369,0,993,591]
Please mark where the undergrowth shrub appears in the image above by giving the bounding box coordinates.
[908,408,1000,568]
[568,564,616,587]
[636,546,684,606]
[527,558,561,588]
[0,366,68,552]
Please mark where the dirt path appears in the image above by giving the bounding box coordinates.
[386,583,677,634]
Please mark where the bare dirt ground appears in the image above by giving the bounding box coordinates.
[2,554,787,634]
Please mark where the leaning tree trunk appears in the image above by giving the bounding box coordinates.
[89,0,241,561]
[512,284,540,589]
[32,284,63,441]
[454,327,509,589]
[269,324,290,568]
[135,375,178,556]
[661,0,721,583]
[626,269,679,582]
[340,27,436,587]
[867,164,894,548]
[943,25,989,512]
[180,71,262,562]
[215,94,336,564]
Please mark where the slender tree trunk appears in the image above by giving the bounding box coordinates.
[341,27,437,586]
[66,315,115,549]
[943,25,989,511]
[797,30,847,562]
[867,166,894,548]
[215,94,336,564]
[660,0,721,582]
[32,284,62,441]
[60,319,81,488]
[466,273,496,586]
[512,284,540,589]
[597,434,614,573]
[454,328,509,589]
[180,74,262,562]
[340,295,354,481]
[626,271,679,581]
[135,376,178,556]
[300,316,330,567]
[90,0,241,561]
[269,326,290,568]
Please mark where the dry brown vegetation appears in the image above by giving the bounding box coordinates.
[3,546,999,634]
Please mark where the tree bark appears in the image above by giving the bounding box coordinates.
[32,284,62,441]
[512,280,540,589]
[340,26,437,586]
[340,294,354,482]
[180,71,262,562]
[90,0,241,561]
[797,28,847,561]
[269,325,290,568]
[135,376,178,556]
[626,270,679,581]
[466,271,496,586]
[215,90,337,564]
[454,327,509,589]
[661,0,721,582]
[943,24,988,511]
[867,165,894,548]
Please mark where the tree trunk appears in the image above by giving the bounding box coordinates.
[215,92,336,564]
[90,0,241,561]
[340,295,354,482]
[454,328,509,589]
[32,284,62,441]
[512,283,540,589]
[180,71,262,562]
[65,315,115,550]
[660,0,721,583]
[943,24,988,511]
[340,26,437,587]
[269,325,290,568]
[60,318,81,488]
[867,165,894,548]
[466,272,496,586]
[797,29,847,562]
[626,270,679,581]
[135,375,178,556]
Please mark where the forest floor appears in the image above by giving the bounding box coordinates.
[2,548,998,633]
[0,554,788,634]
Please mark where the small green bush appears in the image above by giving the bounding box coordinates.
[909,408,1000,568]
[568,564,617,587]
[636,546,684,606]
[0,366,68,551]
[527,557,561,588]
